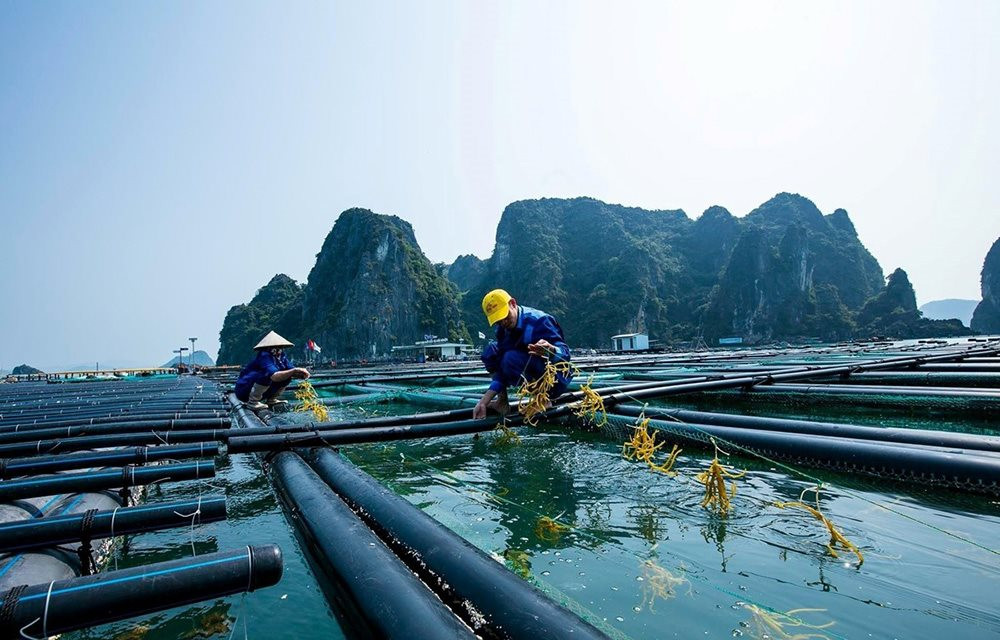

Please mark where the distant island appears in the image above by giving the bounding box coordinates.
[217,193,993,364]
[161,350,216,368]
[919,299,979,327]
[11,364,44,375]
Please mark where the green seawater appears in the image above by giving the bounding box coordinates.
[67,400,1000,640]
[63,451,346,640]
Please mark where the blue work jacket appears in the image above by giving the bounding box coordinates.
[484,305,571,393]
[234,350,292,398]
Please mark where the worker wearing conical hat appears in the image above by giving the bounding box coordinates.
[234,331,311,410]
[473,289,572,419]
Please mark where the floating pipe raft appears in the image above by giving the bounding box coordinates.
[303,448,610,640]
[0,429,230,458]
[606,413,1000,493]
[0,418,230,445]
[270,452,477,639]
[612,405,1000,453]
[0,461,215,502]
[0,545,282,638]
[0,412,228,431]
[0,442,219,478]
[0,496,227,553]
[226,414,532,453]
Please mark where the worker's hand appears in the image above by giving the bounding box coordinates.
[295,368,311,380]
[473,400,488,420]
[528,339,556,358]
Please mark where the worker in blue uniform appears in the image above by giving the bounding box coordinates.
[473,289,572,419]
[234,331,311,410]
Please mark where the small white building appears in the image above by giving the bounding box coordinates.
[391,338,475,360]
[611,333,649,351]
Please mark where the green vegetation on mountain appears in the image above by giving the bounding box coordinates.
[970,237,1000,333]
[217,209,469,364]
[217,274,304,365]
[855,268,970,338]
[218,195,973,361]
[456,193,893,345]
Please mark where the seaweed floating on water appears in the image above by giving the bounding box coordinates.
[493,417,521,446]
[534,515,572,542]
[775,488,864,566]
[294,380,330,422]
[740,604,834,640]
[502,548,532,578]
[622,415,682,475]
[695,438,744,516]
[639,559,691,611]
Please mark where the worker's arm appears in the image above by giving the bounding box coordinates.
[270,367,310,384]
[473,388,498,420]
[526,317,570,362]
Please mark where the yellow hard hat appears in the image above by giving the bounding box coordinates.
[482,289,512,326]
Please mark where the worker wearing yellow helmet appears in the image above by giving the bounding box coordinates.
[473,289,572,419]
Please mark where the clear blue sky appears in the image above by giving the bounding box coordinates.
[2,1,998,369]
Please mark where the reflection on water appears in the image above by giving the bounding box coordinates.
[342,402,1000,640]
[61,396,1000,640]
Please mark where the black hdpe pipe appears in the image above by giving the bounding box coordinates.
[0,404,226,424]
[0,545,282,638]
[271,452,476,639]
[0,442,220,478]
[0,398,225,417]
[0,411,229,431]
[228,346,1000,449]
[0,418,231,445]
[0,429,231,458]
[226,413,542,453]
[608,413,1000,493]
[304,448,609,640]
[612,405,1000,453]
[740,382,1000,398]
[0,460,215,501]
[0,496,227,553]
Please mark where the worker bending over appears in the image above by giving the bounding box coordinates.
[473,289,572,419]
[235,331,310,410]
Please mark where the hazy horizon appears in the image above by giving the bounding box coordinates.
[2,1,998,368]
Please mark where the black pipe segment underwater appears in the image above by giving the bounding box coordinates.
[0,442,220,478]
[0,429,231,458]
[0,461,215,501]
[0,419,231,445]
[612,405,1000,454]
[270,452,477,640]
[0,544,282,638]
[607,414,1000,493]
[0,496,227,553]
[304,448,610,640]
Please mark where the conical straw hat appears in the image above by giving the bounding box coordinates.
[254,331,294,350]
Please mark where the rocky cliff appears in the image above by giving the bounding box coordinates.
[856,268,970,338]
[300,209,469,359]
[453,193,885,345]
[970,237,1000,333]
[217,274,304,365]
[217,209,469,363]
